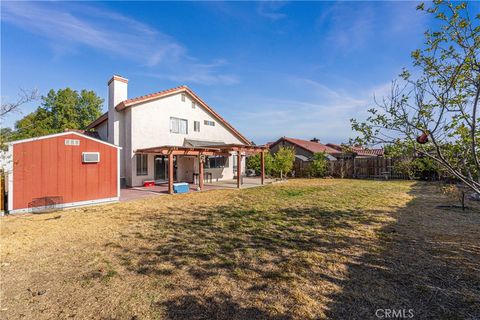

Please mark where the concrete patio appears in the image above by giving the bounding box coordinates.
[205,177,276,189]
[120,177,275,202]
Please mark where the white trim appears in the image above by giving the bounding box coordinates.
[124,89,185,108]
[7,197,119,215]
[7,144,13,212]
[8,131,121,149]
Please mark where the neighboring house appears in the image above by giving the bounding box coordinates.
[87,75,260,188]
[268,137,340,175]
[325,143,384,158]
[269,137,384,177]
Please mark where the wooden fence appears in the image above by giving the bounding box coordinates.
[327,157,409,180]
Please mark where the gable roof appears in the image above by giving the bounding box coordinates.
[118,86,250,145]
[85,112,108,130]
[86,86,251,145]
[326,143,384,157]
[270,137,341,155]
[116,85,187,110]
[9,131,120,149]
[63,129,102,140]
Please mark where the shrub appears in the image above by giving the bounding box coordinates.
[394,157,440,180]
[272,147,295,179]
[246,152,274,176]
[310,152,329,177]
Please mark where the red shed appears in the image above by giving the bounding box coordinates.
[7,131,120,213]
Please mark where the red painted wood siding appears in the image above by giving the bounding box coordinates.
[12,134,118,210]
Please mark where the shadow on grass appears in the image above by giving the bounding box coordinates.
[114,181,479,319]
[124,205,379,278]
[324,183,480,319]
[161,293,292,320]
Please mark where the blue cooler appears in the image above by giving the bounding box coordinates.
[173,182,189,194]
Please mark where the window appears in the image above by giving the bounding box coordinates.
[136,154,148,176]
[181,93,186,102]
[205,156,227,169]
[204,120,215,126]
[194,121,200,132]
[170,117,188,134]
[192,101,196,109]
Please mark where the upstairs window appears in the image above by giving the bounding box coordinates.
[194,121,200,132]
[170,117,188,134]
[204,120,215,126]
[192,101,196,109]
[136,154,148,176]
[181,93,186,102]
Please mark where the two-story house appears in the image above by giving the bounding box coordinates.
[87,75,263,189]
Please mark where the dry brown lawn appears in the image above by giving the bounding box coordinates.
[0,179,479,319]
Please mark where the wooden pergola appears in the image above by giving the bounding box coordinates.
[134,144,267,194]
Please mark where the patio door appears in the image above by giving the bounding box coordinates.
[154,155,176,182]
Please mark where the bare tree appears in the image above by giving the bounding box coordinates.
[1,89,39,152]
[351,1,480,195]
[1,88,39,119]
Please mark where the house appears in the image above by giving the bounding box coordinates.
[87,75,266,192]
[7,131,120,213]
[325,143,384,158]
[268,137,340,175]
[268,137,384,177]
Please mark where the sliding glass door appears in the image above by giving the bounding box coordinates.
[154,155,177,182]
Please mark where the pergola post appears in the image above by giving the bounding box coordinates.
[237,152,242,189]
[168,153,174,194]
[261,150,265,185]
[199,155,204,191]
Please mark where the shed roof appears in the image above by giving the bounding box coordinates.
[184,139,226,147]
[8,131,120,149]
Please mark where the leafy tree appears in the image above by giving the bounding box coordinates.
[13,88,103,140]
[393,157,440,180]
[12,107,53,140]
[246,152,274,176]
[310,152,329,177]
[351,1,480,195]
[273,146,295,179]
[385,141,443,180]
[0,128,13,152]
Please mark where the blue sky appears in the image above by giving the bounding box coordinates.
[0,1,457,144]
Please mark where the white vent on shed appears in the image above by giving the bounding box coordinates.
[65,139,80,146]
[82,152,100,163]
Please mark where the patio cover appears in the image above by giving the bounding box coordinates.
[184,139,226,147]
[134,144,268,193]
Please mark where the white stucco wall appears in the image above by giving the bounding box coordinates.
[127,92,246,186]
[95,121,108,141]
